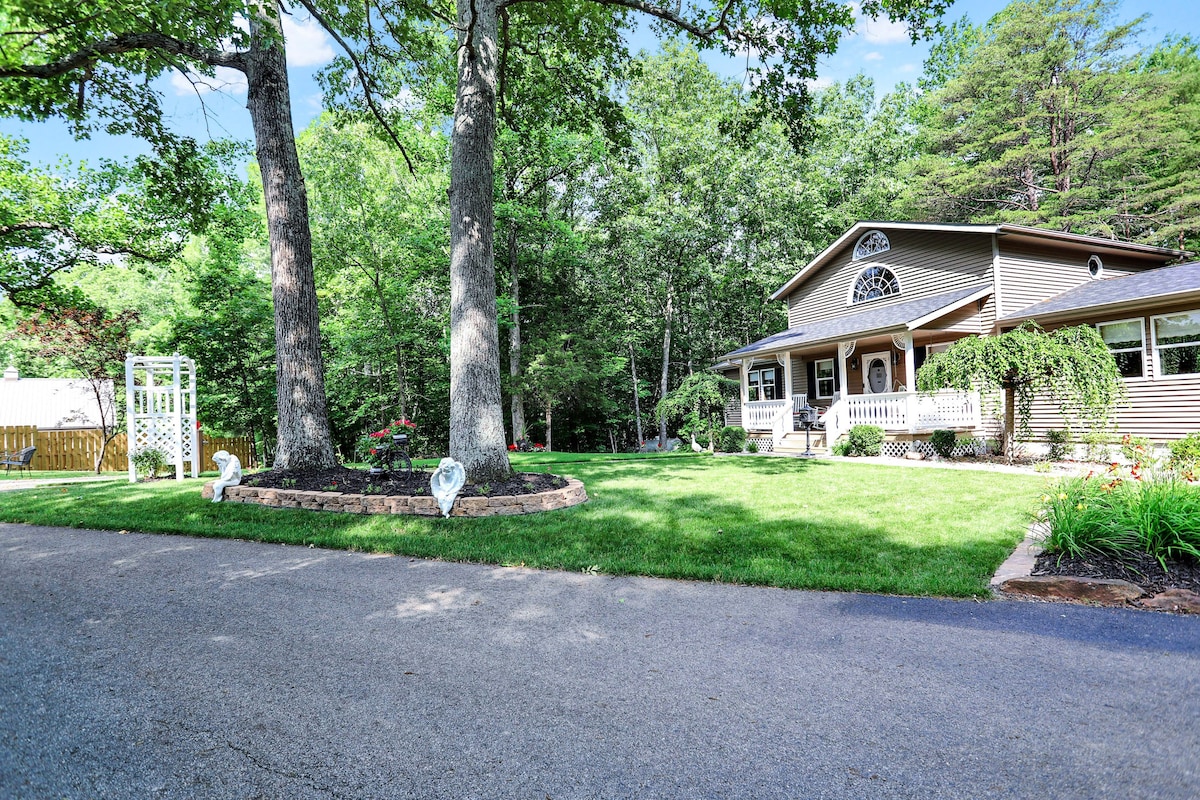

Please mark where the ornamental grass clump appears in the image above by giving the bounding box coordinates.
[1040,460,1200,569]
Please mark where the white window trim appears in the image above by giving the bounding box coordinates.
[1087,254,1104,279]
[748,365,780,401]
[814,358,836,399]
[1096,317,1146,382]
[1150,309,1200,380]
[852,230,891,261]
[845,263,902,306]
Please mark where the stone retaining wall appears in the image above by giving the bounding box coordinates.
[201,478,587,517]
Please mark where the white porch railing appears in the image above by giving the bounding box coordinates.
[743,398,792,448]
[820,390,981,446]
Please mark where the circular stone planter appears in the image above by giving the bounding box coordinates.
[201,478,587,517]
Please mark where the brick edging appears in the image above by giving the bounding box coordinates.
[201,477,587,517]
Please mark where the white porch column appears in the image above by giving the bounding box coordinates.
[782,351,793,402]
[739,359,749,421]
[837,340,855,399]
[897,332,916,391]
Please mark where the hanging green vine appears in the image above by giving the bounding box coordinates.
[916,322,1124,456]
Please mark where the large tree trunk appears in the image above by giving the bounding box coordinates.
[245,9,336,470]
[507,216,526,443]
[544,403,552,453]
[449,0,511,482]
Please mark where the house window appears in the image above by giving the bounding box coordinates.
[851,265,900,304]
[815,359,836,398]
[748,367,778,401]
[1152,310,1200,377]
[1097,318,1144,379]
[1087,254,1104,278]
[852,230,890,260]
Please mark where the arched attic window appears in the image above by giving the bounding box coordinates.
[852,230,890,260]
[850,265,900,304]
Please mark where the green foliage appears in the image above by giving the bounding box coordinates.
[930,429,957,459]
[717,426,747,454]
[131,448,168,481]
[1041,469,1200,567]
[1168,433,1200,470]
[831,440,852,457]
[917,322,1123,455]
[1045,429,1074,461]
[907,0,1200,249]
[1119,434,1153,464]
[846,425,885,457]
[746,440,759,454]
[657,372,739,447]
[1082,431,1113,463]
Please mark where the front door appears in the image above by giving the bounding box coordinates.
[862,352,891,394]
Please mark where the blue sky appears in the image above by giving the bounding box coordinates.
[2,0,1196,167]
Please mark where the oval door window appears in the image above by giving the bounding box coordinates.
[867,357,888,393]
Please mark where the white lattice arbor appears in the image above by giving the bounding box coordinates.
[125,354,199,482]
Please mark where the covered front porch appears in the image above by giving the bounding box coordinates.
[721,287,994,451]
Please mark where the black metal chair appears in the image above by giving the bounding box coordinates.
[0,446,36,476]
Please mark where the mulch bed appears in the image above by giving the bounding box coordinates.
[243,465,567,498]
[1033,550,1200,595]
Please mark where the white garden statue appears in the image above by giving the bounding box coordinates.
[210,450,243,503]
[430,457,466,518]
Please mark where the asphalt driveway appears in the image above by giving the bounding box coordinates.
[2,522,1198,799]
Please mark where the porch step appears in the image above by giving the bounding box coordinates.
[775,432,827,455]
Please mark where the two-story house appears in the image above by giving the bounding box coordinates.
[718,221,1196,456]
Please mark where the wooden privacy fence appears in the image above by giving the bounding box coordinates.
[0,426,257,472]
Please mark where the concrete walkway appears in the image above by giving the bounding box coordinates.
[2,523,1197,799]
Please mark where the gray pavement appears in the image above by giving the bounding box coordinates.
[1,522,1198,800]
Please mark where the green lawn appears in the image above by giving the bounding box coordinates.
[0,470,121,481]
[0,453,1043,598]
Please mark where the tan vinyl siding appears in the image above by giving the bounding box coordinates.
[1020,304,1200,442]
[996,243,1156,319]
[791,355,806,397]
[785,230,993,328]
[920,294,995,336]
[719,367,742,427]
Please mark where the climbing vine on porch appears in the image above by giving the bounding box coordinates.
[915,322,1123,459]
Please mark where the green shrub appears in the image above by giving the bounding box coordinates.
[1168,432,1200,470]
[1120,434,1152,464]
[1045,429,1073,461]
[930,429,957,459]
[1040,470,1200,568]
[846,425,884,457]
[131,448,167,480]
[831,440,851,456]
[746,440,759,453]
[956,436,980,457]
[718,426,747,453]
[1081,431,1111,463]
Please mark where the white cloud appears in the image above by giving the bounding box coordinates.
[861,15,909,44]
[283,15,335,67]
[169,67,248,96]
[864,52,884,62]
[805,76,835,91]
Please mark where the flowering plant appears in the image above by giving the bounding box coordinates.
[357,419,416,468]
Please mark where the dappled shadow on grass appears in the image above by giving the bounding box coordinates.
[0,459,1037,598]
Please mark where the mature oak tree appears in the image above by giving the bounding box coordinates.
[0,0,337,469]
[316,0,949,481]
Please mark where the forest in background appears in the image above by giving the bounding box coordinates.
[3,0,1199,461]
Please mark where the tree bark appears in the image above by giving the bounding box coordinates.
[449,0,511,482]
[544,403,552,452]
[629,342,644,446]
[245,7,336,470]
[507,213,526,443]
[1003,384,1016,463]
[658,284,673,448]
